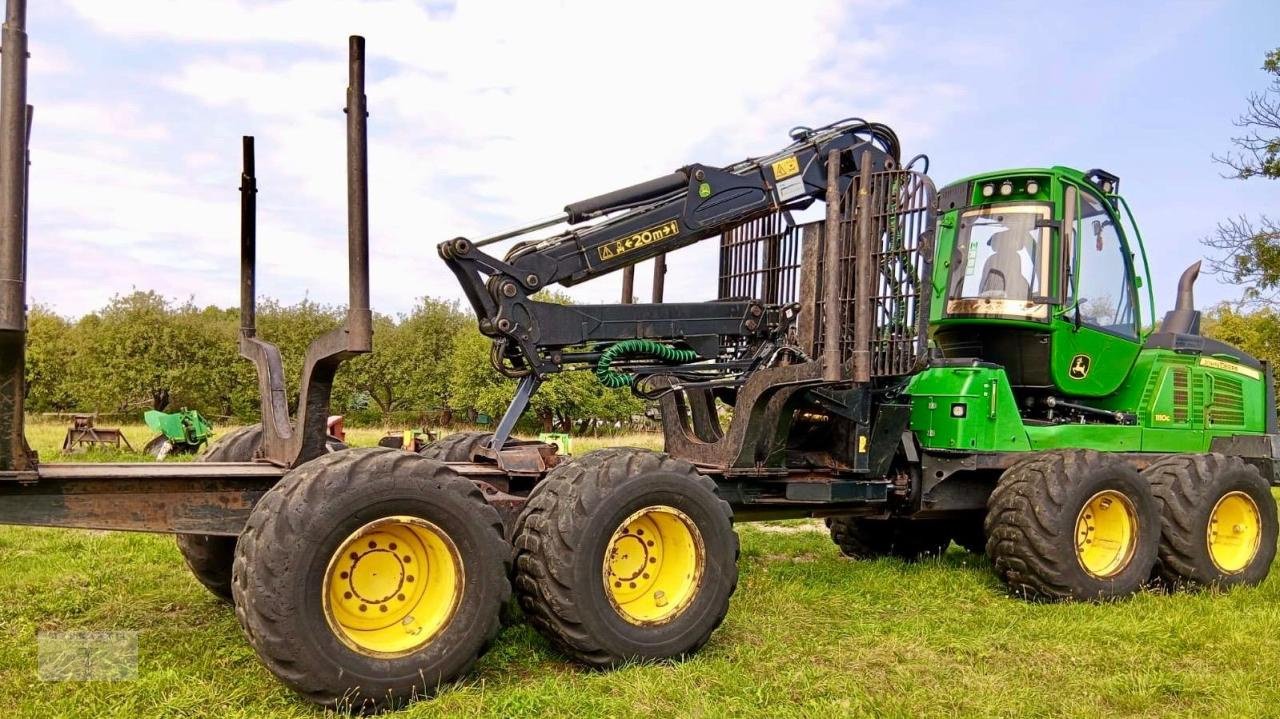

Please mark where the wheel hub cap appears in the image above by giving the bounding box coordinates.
[603,505,704,625]
[1075,489,1138,579]
[1208,491,1261,574]
[323,516,462,657]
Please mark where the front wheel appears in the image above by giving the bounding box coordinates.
[986,450,1160,601]
[232,448,510,711]
[513,448,738,666]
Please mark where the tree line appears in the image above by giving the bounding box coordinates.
[25,290,645,432]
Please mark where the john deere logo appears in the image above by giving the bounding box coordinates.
[1069,354,1091,380]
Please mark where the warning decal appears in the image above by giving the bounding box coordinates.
[597,219,680,262]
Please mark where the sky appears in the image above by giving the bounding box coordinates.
[17,0,1280,321]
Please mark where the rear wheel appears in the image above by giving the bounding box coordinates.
[418,431,492,462]
[232,448,509,711]
[986,449,1159,601]
[174,425,263,602]
[512,447,738,666]
[1144,453,1277,589]
[825,516,952,561]
[175,425,347,603]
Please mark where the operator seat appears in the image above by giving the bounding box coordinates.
[979,230,1031,298]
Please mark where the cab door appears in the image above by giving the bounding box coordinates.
[1052,184,1142,397]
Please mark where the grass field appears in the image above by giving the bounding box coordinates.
[2,422,1279,717]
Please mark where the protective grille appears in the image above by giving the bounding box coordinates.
[1207,374,1245,426]
[1172,366,1189,424]
[813,167,936,377]
[717,211,802,305]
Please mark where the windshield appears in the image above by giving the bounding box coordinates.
[947,203,1050,319]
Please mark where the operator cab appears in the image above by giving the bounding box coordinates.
[931,167,1151,399]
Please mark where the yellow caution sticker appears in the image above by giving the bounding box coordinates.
[598,219,680,262]
[1199,356,1262,380]
[771,155,800,180]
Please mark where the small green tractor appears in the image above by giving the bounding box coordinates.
[0,20,1274,713]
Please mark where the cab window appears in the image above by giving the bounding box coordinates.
[946,203,1051,320]
[1072,189,1136,337]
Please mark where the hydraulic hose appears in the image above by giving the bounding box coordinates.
[595,340,697,389]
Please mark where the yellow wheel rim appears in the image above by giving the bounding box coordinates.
[1207,491,1262,574]
[322,516,462,657]
[603,505,704,625]
[1075,490,1139,579]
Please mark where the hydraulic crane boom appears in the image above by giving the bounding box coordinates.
[439,120,901,379]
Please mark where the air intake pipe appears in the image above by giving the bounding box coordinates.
[1159,261,1201,336]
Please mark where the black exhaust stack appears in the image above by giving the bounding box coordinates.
[1159,261,1201,336]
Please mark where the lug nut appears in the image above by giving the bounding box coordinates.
[502,282,518,297]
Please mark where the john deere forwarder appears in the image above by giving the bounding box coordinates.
[0,14,1274,712]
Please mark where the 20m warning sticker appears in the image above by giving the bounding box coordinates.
[598,220,680,262]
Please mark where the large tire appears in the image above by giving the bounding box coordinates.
[986,449,1160,601]
[232,448,510,712]
[824,516,952,560]
[175,425,348,604]
[1144,453,1277,590]
[512,447,738,667]
[418,431,492,462]
[174,425,264,602]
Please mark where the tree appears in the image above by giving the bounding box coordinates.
[25,305,76,412]
[65,291,193,413]
[348,299,467,418]
[1201,49,1280,301]
[445,329,518,422]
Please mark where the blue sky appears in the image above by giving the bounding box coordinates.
[18,0,1279,319]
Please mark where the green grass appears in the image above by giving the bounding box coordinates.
[2,423,1278,717]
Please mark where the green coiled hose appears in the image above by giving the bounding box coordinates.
[594,339,698,389]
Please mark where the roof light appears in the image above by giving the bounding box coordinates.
[981,183,995,198]
[1025,180,1039,194]
[999,180,1013,196]
[1101,180,1114,193]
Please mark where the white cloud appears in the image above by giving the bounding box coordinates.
[30,0,968,316]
